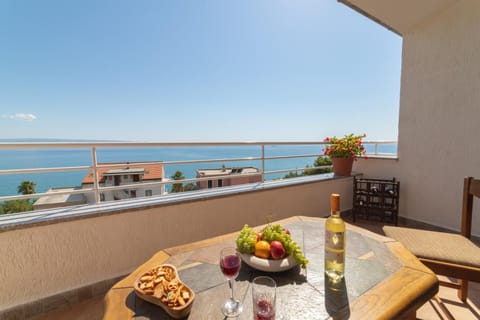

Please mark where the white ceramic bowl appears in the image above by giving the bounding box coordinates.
[240,253,297,272]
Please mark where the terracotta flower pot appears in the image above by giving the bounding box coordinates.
[331,157,354,176]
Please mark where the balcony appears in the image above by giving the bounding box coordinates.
[1,0,480,318]
[0,141,478,319]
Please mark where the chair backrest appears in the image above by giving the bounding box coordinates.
[461,177,480,238]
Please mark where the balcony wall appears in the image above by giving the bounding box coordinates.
[354,155,480,238]
[396,0,480,235]
[0,176,353,312]
[349,0,480,237]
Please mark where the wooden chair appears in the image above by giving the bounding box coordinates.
[383,176,480,302]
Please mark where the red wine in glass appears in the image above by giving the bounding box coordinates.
[219,247,243,317]
[220,255,241,279]
[255,299,275,320]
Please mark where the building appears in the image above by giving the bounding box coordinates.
[81,162,166,202]
[33,187,87,210]
[196,166,262,189]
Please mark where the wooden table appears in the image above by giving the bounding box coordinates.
[103,216,438,319]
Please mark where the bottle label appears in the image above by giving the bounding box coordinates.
[325,249,345,264]
[325,230,345,250]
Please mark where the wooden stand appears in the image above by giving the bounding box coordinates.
[353,177,400,225]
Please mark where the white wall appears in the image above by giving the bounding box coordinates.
[355,0,480,236]
[398,0,480,233]
[82,183,163,203]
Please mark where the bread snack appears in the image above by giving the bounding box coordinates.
[134,264,195,319]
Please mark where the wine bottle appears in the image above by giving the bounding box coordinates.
[325,193,346,282]
[385,187,395,196]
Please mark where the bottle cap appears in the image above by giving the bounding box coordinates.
[331,193,340,211]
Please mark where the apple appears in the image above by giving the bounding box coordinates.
[270,240,286,259]
[283,228,291,236]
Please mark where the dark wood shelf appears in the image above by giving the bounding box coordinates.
[353,177,400,225]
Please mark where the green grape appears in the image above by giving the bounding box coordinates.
[235,223,309,268]
[236,224,256,254]
[261,224,309,268]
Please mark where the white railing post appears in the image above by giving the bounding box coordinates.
[91,147,100,204]
[374,143,379,155]
[261,144,265,183]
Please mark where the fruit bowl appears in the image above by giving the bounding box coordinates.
[236,223,308,271]
[240,253,297,272]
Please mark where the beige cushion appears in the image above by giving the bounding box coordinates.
[383,226,480,268]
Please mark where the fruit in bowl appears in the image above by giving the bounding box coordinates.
[254,240,271,259]
[236,223,308,271]
[270,240,286,259]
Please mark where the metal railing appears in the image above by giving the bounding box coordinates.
[0,140,397,205]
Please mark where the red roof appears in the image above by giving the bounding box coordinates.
[81,162,163,184]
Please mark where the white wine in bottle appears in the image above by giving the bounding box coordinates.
[325,193,346,282]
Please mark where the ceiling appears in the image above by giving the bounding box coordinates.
[338,0,459,35]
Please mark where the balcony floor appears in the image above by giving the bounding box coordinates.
[27,216,480,320]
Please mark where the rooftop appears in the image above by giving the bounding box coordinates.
[196,166,260,176]
[103,168,145,175]
[32,187,87,210]
[81,162,163,184]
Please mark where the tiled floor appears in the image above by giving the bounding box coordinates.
[417,276,480,320]
[28,216,480,320]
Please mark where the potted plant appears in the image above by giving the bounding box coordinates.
[323,133,367,176]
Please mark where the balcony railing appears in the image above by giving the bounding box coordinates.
[0,140,397,205]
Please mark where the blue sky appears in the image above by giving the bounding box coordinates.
[0,0,401,142]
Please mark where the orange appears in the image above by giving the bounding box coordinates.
[254,240,271,259]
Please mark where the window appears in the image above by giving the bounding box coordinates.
[100,193,105,201]
[218,179,223,187]
[130,190,137,198]
[133,175,140,182]
[207,180,213,189]
[145,190,152,197]
[124,175,129,179]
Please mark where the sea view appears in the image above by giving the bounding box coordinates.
[0,143,397,197]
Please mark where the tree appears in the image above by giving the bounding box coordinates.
[304,157,333,175]
[170,171,185,193]
[283,171,302,179]
[1,200,33,214]
[17,180,36,195]
[283,157,333,179]
[183,183,199,192]
[0,180,37,214]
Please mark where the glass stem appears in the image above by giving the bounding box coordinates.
[229,279,234,300]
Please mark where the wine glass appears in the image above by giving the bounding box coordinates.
[219,247,243,317]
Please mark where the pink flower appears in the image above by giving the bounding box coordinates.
[322,133,367,159]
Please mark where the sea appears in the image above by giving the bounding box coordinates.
[0,143,397,197]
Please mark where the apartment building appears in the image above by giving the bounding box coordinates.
[196,166,262,189]
[81,162,166,202]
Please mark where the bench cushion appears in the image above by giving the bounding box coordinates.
[383,226,480,268]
